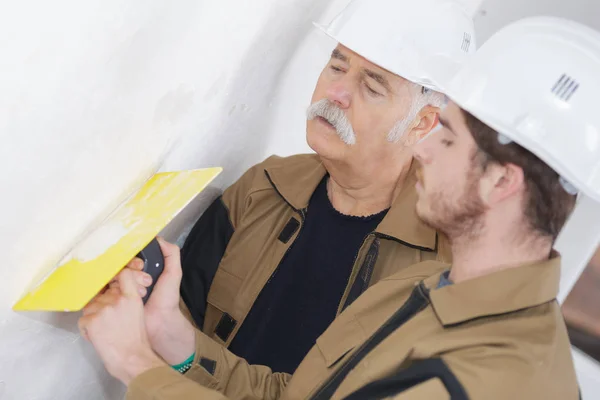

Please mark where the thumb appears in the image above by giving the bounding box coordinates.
[156,237,182,276]
[117,268,140,299]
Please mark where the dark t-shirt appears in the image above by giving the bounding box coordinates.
[228,176,388,374]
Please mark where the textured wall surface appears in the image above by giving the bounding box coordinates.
[2,0,599,398]
[0,1,336,398]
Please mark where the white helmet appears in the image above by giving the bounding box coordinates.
[314,0,477,91]
[442,16,600,202]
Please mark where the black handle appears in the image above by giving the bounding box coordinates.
[136,238,165,304]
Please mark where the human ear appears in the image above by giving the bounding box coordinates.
[481,162,524,205]
[404,105,440,146]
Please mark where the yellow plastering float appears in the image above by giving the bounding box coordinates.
[13,167,222,312]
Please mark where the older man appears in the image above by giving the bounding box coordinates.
[177,0,474,375]
[80,16,593,399]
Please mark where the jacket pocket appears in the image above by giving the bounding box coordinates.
[205,268,243,343]
[207,268,243,313]
[315,315,366,368]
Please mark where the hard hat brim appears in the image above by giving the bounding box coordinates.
[311,22,443,91]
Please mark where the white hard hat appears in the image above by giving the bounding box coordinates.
[314,0,477,91]
[442,16,600,203]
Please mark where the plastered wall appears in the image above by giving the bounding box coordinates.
[0,1,334,398]
[2,0,599,399]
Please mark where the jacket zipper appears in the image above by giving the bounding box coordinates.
[310,283,431,400]
[337,231,436,317]
[337,233,372,311]
[374,232,436,253]
[337,236,380,315]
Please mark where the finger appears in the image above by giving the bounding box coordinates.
[86,285,110,306]
[82,291,121,315]
[82,300,108,316]
[156,237,182,275]
[78,314,103,342]
[102,287,122,298]
[105,282,147,299]
[117,268,140,299]
[156,237,179,259]
[127,257,145,271]
[138,285,147,298]
[134,270,153,287]
[87,287,121,306]
[78,316,92,341]
[106,259,143,289]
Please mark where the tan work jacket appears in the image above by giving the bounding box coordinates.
[178,154,449,347]
[128,256,579,399]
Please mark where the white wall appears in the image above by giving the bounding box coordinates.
[0,1,333,398]
[2,0,599,398]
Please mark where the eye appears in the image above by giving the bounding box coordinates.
[441,138,454,147]
[364,83,382,97]
[330,65,344,73]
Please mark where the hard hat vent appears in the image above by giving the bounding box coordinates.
[461,33,472,52]
[551,73,579,102]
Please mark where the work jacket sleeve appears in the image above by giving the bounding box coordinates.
[127,366,229,400]
[179,157,266,329]
[128,328,291,400]
[188,328,291,399]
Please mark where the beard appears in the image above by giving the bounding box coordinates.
[417,165,487,243]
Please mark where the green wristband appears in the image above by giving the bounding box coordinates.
[171,353,195,374]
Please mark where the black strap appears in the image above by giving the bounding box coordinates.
[278,217,300,243]
[214,312,238,342]
[343,358,469,400]
[310,284,430,400]
[199,358,217,376]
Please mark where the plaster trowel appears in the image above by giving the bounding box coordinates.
[13,167,222,312]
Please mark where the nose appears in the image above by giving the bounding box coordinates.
[326,81,352,109]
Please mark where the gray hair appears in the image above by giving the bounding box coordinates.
[387,84,447,142]
[306,85,446,146]
[306,99,356,145]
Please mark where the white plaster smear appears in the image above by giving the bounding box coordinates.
[62,221,130,265]
[3,0,600,398]
[0,0,342,398]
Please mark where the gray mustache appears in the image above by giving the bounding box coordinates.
[306,99,356,145]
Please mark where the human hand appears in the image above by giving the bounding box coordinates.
[111,237,195,364]
[78,268,165,385]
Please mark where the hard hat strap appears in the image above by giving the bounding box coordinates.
[559,176,579,195]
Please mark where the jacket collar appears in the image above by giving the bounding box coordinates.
[375,161,437,250]
[263,154,437,251]
[423,254,561,326]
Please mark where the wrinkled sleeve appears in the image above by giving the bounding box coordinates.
[127,366,228,400]
[129,328,291,400]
